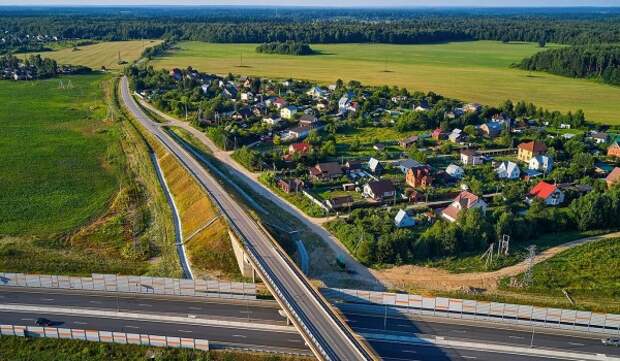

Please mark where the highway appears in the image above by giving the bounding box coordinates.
[120,77,372,361]
[3,287,619,360]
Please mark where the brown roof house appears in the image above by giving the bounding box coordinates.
[441,191,488,223]
[363,180,396,202]
[460,149,483,166]
[308,162,343,181]
[277,178,305,194]
[608,142,620,159]
[518,141,547,163]
[606,167,620,188]
[406,165,433,188]
[326,195,354,210]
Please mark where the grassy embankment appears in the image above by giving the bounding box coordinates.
[151,40,620,124]
[0,74,180,276]
[143,127,241,280]
[0,336,310,361]
[24,40,161,71]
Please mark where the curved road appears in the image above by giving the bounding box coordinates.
[120,77,373,361]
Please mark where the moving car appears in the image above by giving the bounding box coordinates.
[602,338,620,347]
[34,318,52,327]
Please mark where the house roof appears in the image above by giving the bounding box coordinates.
[606,167,620,185]
[328,195,354,207]
[289,142,311,153]
[299,114,318,123]
[460,149,479,157]
[400,135,419,145]
[446,164,464,176]
[366,180,396,195]
[609,142,620,150]
[399,159,422,170]
[519,140,547,153]
[312,162,342,177]
[529,181,558,200]
[453,191,481,209]
[395,209,413,224]
[368,157,382,171]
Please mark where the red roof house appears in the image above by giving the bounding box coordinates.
[441,191,488,223]
[527,181,565,206]
[606,167,620,188]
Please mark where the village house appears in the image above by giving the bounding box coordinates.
[480,122,503,138]
[272,97,288,109]
[309,162,343,181]
[298,114,319,127]
[441,191,488,223]
[287,142,311,157]
[449,129,464,143]
[344,160,364,174]
[608,142,620,158]
[326,195,354,210]
[394,209,416,228]
[406,165,433,188]
[527,181,565,206]
[306,86,328,99]
[591,132,609,144]
[286,125,312,141]
[277,178,305,194]
[518,140,547,162]
[368,157,383,175]
[399,135,419,149]
[397,159,422,174]
[446,164,465,179]
[460,149,483,166]
[463,103,482,113]
[262,115,281,126]
[528,155,553,173]
[281,105,298,120]
[373,143,385,152]
[496,161,521,180]
[363,180,396,202]
[316,99,330,112]
[432,128,448,141]
[606,167,620,188]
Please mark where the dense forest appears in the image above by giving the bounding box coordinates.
[1,7,620,54]
[518,45,620,86]
[256,41,315,56]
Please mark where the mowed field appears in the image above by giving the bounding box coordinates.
[152,41,620,124]
[0,74,118,236]
[26,40,160,71]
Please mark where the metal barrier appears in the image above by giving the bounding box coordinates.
[324,288,620,336]
[0,272,256,300]
[0,324,210,350]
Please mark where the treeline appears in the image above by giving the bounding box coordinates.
[1,54,57,78]
[256,41,315,56]
[518,45,620,86]
[2,9,620,54]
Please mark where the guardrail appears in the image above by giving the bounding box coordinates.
[0,324,209,350]
[324,288,620,336]
[0,272,256,300]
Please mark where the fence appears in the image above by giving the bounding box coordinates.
[0,324,209,350]
[0,273,256,300]
[324,288,620,336]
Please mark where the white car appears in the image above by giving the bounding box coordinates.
[602,338,620,347]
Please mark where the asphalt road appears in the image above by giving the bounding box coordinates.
[120,77,371,361]
[3,287,619,360]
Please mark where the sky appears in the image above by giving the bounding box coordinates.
[1,0,619,7]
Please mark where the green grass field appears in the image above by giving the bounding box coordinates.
[152,41,620,124]
[0,74,118,237]
[25,40,160,71]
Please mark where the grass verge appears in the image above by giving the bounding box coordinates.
[0,336,310,361]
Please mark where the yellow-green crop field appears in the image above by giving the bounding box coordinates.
[151,41,620,124]
[25,40,161,71]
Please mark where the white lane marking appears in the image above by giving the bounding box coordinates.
[0,295,5,298]
[41,298,54,301]
[402,350,417,354]
[21,318,34,321]
[239,310,252,314]
[177,330,192,333]
[462,356,477,359]
[568,342,584,346]
[347,319,357,323]
[397,324,411,327]
[89,301,101,304]
[73,321,88,325]
[138,304,152,307]
[450,329,467,333]
[288,339,302,343]
[232,334,247,338]
[125,325,140,329]
[508,335,524,339]
[188,307,201,310]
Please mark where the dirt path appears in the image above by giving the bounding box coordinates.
[377,231,620,292]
